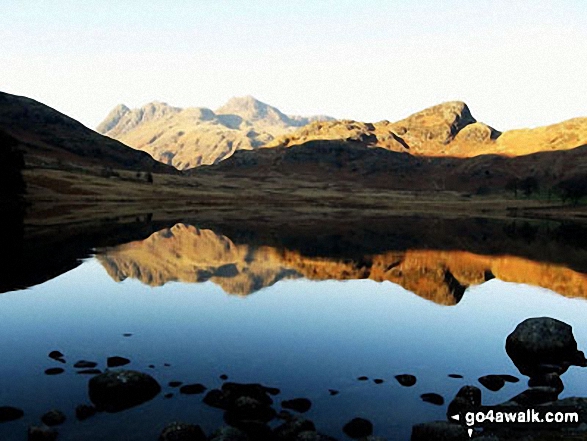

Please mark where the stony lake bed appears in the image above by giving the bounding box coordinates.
[1,219,587,441]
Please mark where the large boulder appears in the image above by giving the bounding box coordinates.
[505,317,586,377]
[88,370,161,412]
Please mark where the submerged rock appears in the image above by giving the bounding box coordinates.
[88,370,161,412]
[274,416,316,440]
[395,374,417,387]
[0,406,24,423]
[41,410,66,426]
[219,374,229,381]
[357,376,368,381]
[421,393,445,406]
[179,383,207,395]
[27,425,58,441]
[373,379,384,384]
[73,360,97,369]
[76,369,102,375]
[478,375,506,392]
[75,404,97,421]
[159,422,207,441]
[209,426,249,441]
[106,356,131,368]
[44,368,64,375]
[448,374,463,379]
[281,398,312,413]
[506,317,587,377]
[48,351,65,363]
[342,417,373,439]
[328,389,339,396]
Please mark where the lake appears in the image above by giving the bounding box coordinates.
[1,216,587,440]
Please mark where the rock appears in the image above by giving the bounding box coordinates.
[88,370,161,412]
[507,386,560,406]
[342,417,373,439]
[106,356,130,368]
[446,397,472,421]
[28,425,58,441]
[448,374,463,379]
[281,398,312,413]
[421,393,445,405]
[274,416,316,440]
[506,317,587,377]
[73,360,97,369]
[411,421,469,441]
[357,376,368,381]
[76,369,102,375]
[179,383,207,395]
[478,375,506,392]
[528,372,564,394]
[203,389,231,410]
[0,406,24,422]
[224,396,276,424]
[123,333,133,337]
[498,374,519,383]
[159,422,207,441]
[455,385,482,407]
[75,404,97,421]
[223,418,272,440]
[373,379,384,384]
[203,382,277,412]
[48,351,64,362]
[220,374,229,381]
[395,374,417,387]
[328,389,339,396]
[296,432,338,441]
[41,410,66,426]
[209,426,249,441]
[44,368,64,375]
[169,381,183,388]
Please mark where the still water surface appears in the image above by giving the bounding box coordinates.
[1,221,587,440]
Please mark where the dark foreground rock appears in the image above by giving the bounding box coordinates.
[274,416,316,440]
[88,369,161,412]
[342,417,373,439]
[209,426,249,441]
[421,393,445,405]
[41,409,66,426]
[282,398,312,413]
[179,383,207,395]
[447,385,482,419]
[75,404,97,421]
[28,425,58,441]
[478,375,506,392]
[159,422,207,441]
[0,406,24,422]
[106,356,131,368]
[395,374,417,387]
[506,317,587,377]
[411,421,468,441]
[73,360,98,369]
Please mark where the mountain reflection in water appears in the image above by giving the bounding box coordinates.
[96,223,587,304]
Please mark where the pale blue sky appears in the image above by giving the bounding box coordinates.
[1,0,585,130]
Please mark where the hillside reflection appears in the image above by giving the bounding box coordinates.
[97,223,587,304]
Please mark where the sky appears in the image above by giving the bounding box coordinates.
[1,0,586,130]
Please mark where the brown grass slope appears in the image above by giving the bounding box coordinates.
[0,92,175,173]
[97,96,334,169]
[270,101,587,158]
[194,138,587,193]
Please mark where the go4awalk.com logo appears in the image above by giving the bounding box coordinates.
[450,406,580,437]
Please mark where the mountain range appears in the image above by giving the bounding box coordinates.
[97,96,334,169]
[97,97,587,171]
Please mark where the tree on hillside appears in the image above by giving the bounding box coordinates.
[556,175,587,205]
